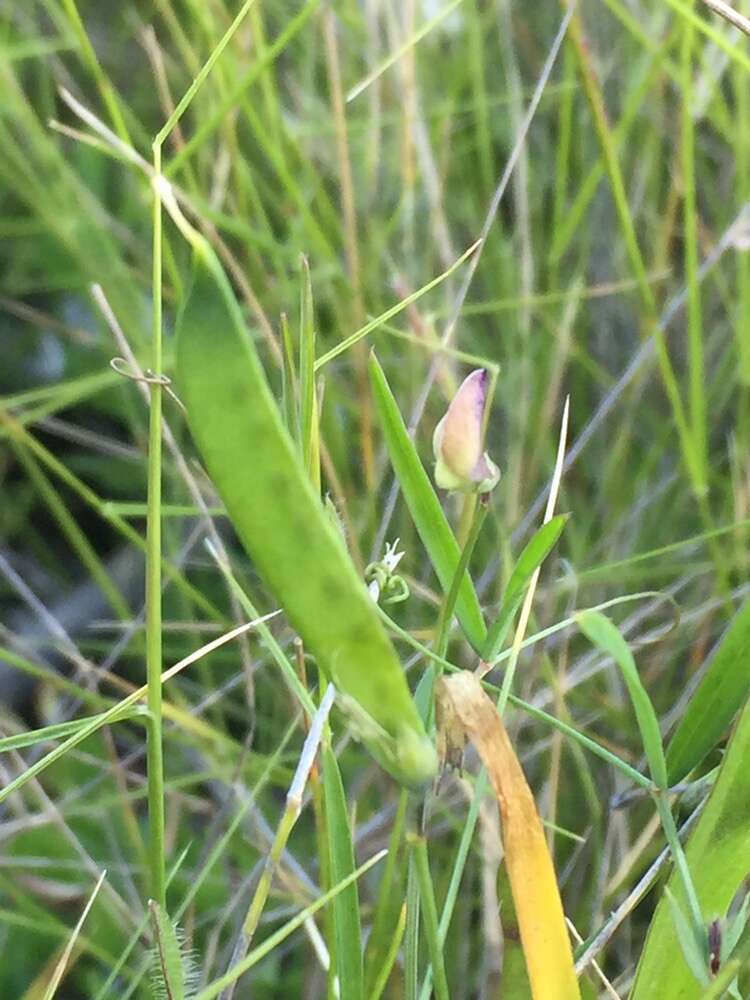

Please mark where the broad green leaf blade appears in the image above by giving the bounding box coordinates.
[368,351,486,652]
[482,514,568,661]
[577,611,667,789]
[175,244,436,787]
[666,598,750,784]
[631,693,750,999]
[322,745,363,1000]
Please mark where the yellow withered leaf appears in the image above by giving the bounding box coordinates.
[437,672,581,1000]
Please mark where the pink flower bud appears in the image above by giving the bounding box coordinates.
[433,369,499,493]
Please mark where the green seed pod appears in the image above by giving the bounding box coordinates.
[175,241,436,787]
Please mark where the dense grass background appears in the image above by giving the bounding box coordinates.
[3,0,750,996]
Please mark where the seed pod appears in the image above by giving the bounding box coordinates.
[176,241,436,787]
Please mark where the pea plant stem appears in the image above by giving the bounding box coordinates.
[655,791,706,951]
[435,494,489,662]
[146,140,166,907]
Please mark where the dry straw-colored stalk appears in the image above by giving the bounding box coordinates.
[437,671,581,1000]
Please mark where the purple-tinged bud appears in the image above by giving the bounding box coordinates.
[433,369,499,493]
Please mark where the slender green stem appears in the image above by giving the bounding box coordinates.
[154,0,260,147]
[369,902,407,1000]
[146,142,166,907]
[681,2,706,495]
[736,50,750,386]
[435,495,489,660]
[404,855,421,1000]
[193,852,387,1000]
[243,805,298,942]
[0,411,221,618]
[165,2,321,177]
[365,789,409,992]
[655,792,705,948]
[418,768,486,1000]
[410,835,450,1000]
[59,0,131,142]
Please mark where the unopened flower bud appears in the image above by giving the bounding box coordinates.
[432,369,499,493]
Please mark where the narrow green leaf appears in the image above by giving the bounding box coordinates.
[149,901,187,1000]
[577,610,667,788]
[0,709,142,754]
[369,351,486,652]
[482,514,568,661]
[368,902,406,1000]
[364,790,408,994]
[176,244,436,786]
[299,254,320,491]
[315,242,479,370]
[280,312,299,442]
[43,871,107,1000]
[322,745,363,1000]
[631,693,750,999]
[723,892,750,961]
[411,837,449,1000]
[664,889,709,988]
[193,849,387,1000]
[666,598,750,784]
[699,961,741,1000]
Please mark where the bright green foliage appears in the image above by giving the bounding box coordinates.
[482,514,568,661]
[322,746,363,1000]
[578,610,667,789]
[369,351,487,652]
[632,694,750,998]
[176,243,436,787]
[666,598,750,784]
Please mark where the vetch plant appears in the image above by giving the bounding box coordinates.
[175,236,437,788]
[432,369,499,494]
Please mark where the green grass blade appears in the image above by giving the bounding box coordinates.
[404,856,421,1000]
[368,902,406,1000]
[175,242,435,786]
[666,599,750,784]
[154,0,260,147]
[299,254,320,492]
[411,836,449,1000]
[0,710,143,754]
[369,351,486,651]
[577,610,667,789]
[165,1,321,177]
[193,850,387,1000]
[43,870,107,1000]
[315,243,479,370]
[631,693,750,998]
[322,745,363,1000]
[281,312,300,441]
[481,514,568,661]
[364,790,408,993]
